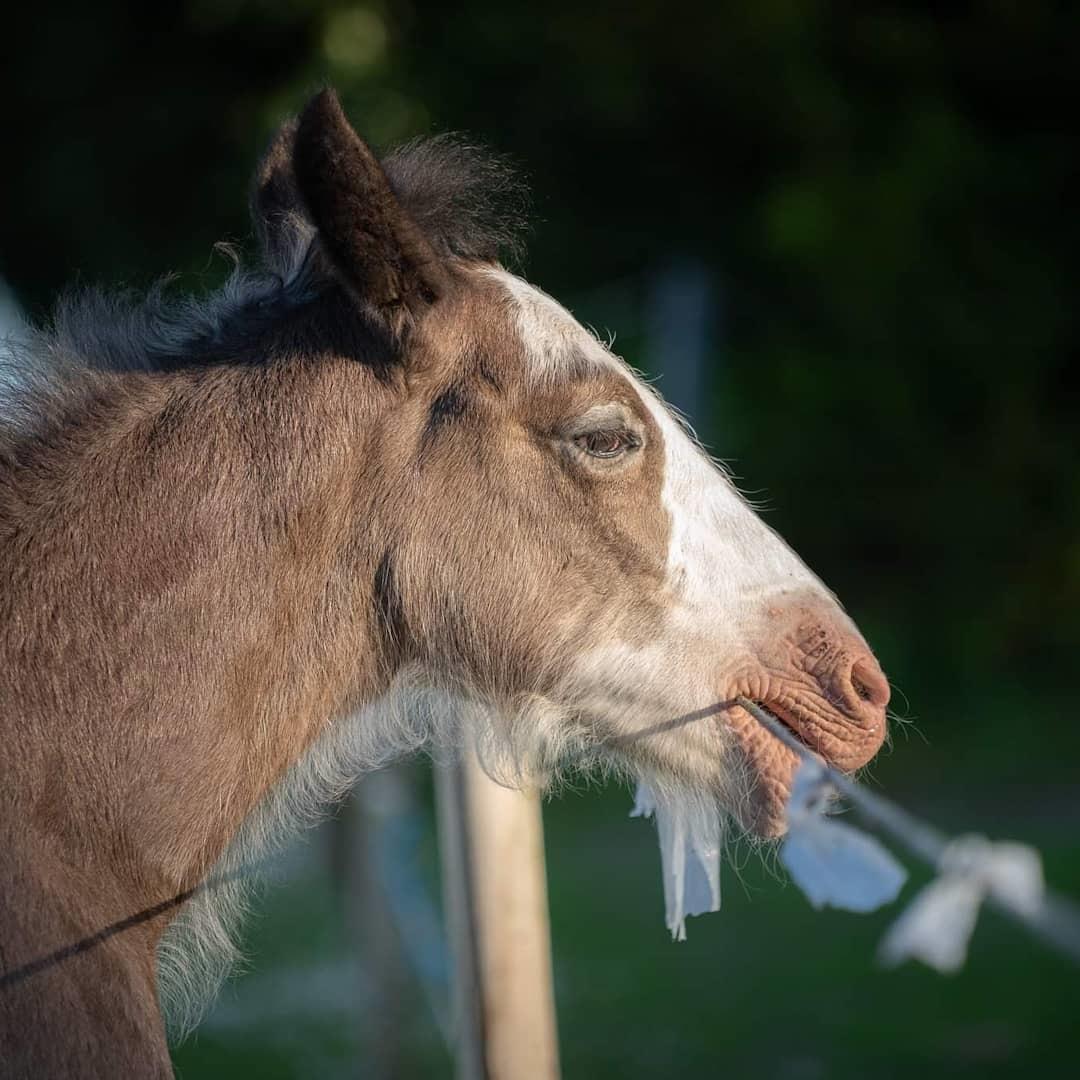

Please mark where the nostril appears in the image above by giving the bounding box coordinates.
[849,655,890,709]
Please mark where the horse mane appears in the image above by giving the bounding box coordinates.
[0,134,530,404]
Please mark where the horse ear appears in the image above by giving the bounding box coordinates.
[292,89,446,324]
[250,118,312,273]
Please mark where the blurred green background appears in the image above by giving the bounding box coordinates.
[3,2,1077,1077]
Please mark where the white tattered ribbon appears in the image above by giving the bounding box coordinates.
[780,760,908,914]
[632,781,721,941]
[878,835,1045,973]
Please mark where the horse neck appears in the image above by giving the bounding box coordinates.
[0,355,393,898]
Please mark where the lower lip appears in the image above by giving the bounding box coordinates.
[726,700,805,838]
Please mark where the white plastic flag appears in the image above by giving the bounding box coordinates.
[780,761,908,914]
[632,781,721,940]
[878,836,1044,973]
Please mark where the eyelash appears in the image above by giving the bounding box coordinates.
[574,430,638,459]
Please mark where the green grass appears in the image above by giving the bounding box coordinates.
[543,785,1079,1079]
[172,749,1080,1079]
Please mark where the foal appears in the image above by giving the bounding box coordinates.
[0,90,889,1076]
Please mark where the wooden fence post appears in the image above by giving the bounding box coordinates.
[435,752,561,1080]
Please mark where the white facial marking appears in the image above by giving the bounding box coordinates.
[485,267,616,381]
[635,387,826,622]
[488,266,823,619]
[489,267,833,727]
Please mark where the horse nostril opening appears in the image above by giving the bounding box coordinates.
[849,655,890,709]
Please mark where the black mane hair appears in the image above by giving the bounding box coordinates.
[6,133,531,382]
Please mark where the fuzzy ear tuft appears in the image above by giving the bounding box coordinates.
[292,89,446,321]
[250,119,317,275]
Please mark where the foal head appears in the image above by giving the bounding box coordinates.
[271,90,889,837]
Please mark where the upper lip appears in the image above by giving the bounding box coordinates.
[748,695,880,775]
[749,697,835,766]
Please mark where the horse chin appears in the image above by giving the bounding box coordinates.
[726,706,803,839]
[722,695,881,839]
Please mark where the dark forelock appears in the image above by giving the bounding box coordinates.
[381,135,531,267]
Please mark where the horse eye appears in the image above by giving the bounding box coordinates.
[576,430,633,458]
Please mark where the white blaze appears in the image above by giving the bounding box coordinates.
[635,385,826,624]
[486,266,824,644]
